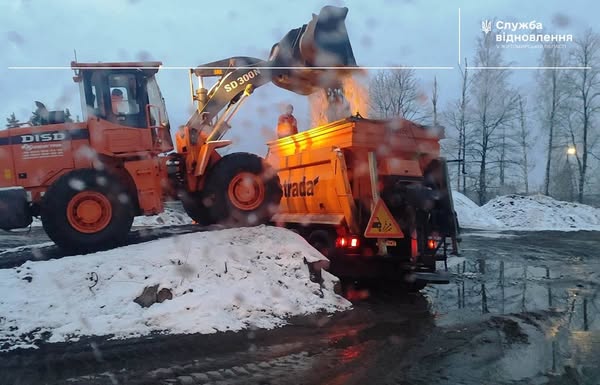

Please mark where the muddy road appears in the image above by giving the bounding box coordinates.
[1,230,599,385]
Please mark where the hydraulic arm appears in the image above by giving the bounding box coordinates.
[180,5,357,159]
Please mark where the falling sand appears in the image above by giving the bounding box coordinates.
[309,73,369,127]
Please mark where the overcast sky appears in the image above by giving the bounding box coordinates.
[0,0,595,186]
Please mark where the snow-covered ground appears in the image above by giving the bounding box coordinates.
[452,191,600,231]
[0,226,350,351]
[32,207,191,228]
[132,208,191,227]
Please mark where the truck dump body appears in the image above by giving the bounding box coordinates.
[267,116,455,286]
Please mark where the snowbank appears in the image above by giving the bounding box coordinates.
[452,191,600,231]
[132,208,191,227]
[0,226,349,351]
[482,194,600,231]
[452,191,504,230]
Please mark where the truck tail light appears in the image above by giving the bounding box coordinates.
[427,239,437,250]
[336,236,360,249]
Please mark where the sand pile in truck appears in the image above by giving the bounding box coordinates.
[0,226,349,351]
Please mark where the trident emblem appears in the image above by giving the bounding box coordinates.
[481,20,492,34]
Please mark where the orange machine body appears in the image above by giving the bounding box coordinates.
[266,117,440,230]
[266,116,455,284]
[0,118,168,216]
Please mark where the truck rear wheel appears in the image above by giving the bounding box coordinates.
[204,153,282,226]
[41,169,134,252]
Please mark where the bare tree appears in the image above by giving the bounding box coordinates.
[517,95,532,194]
[538,46,568,196]
[498,124,508,189]
[369,69,426,121]
[566,29,600,203]
[469,32,519,204]
[431,76,439,127]
[444,59,469,193]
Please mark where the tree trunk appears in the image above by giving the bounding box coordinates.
[460,59,468,194]
[543,68,558,196]
[518,96,529,194]
[479,139,487,205]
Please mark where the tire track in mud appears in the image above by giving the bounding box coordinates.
[1,293,432,385]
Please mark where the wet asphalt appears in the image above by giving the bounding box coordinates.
[0,229,599,385]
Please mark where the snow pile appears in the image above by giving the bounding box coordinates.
[482,194,600,231]
[0,226,349,351]
[452,191,504,230]
[452,192,600,231]
[132,208,191,227]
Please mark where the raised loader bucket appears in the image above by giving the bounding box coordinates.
[269,5,357,95]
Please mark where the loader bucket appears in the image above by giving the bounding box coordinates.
[269,5,357,95]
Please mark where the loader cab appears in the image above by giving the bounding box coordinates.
[72,61,173,152]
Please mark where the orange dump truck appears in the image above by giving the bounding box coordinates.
[266,116,458,290]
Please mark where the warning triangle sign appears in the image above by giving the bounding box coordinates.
[364,199,405,238]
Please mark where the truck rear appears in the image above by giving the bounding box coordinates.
[266,116,458,290]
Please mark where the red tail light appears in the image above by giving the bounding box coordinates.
[336,236,360,249]
[411,237,418,261]
[427,239,437,250]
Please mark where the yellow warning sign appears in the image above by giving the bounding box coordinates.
[364,200,404,238]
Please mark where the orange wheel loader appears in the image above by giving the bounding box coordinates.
[0,6,357,252]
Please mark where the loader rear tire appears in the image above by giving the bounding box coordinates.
[203,153,282,227]
[41,169,134,252]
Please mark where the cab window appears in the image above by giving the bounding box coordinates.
[108,74,140,116]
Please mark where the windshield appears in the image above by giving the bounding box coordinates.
[146,76,169,127]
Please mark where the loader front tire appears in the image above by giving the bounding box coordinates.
[41,169,134,252]
[203,153,282,227]
[179,191,215,226]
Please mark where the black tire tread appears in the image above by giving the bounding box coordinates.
[203,153,282,227]
[41,169,134,252]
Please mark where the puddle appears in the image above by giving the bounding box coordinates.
[425,248,600,383]
[461,231,517,239]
